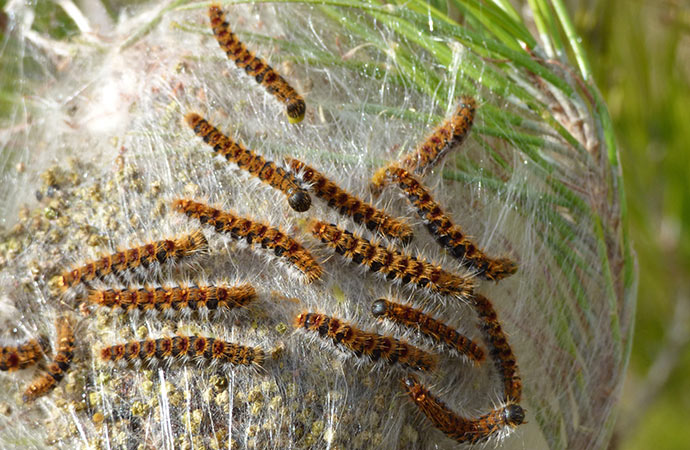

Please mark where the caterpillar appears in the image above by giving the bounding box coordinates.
[472,293,522,403]
[87,283,257,317]
[23,316,75,403]
[58,231,208,291]
[184,113,311,212]
[99,336,264,370]
[401,375,525,444]
[285,157,413,244]
[295,312,436,371]
[371,298,485,364]
[309,220,474,298]
[398,97,476,176]
[208,4,306,123]
[372,165,517,281]
[173,199,322,283]
[0,337,47,372]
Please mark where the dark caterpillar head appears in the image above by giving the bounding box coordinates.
[371,299,389,318]
[503,404,525,427]
[286,99,306,124]
[288,189,311,212]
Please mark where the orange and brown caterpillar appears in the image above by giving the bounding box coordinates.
[208,4,306,123]
[285,157,413,243]
[173,199,322,283]
[398,97,476,175]
[295,312,436,371]
[373,165,517,281]
[23,316,75,403]
[371,298,485,364]
[184,113,311,212]
[401,374,525,444]
[87,283,256,316]
[0,338,48,372]
[309,220,474,298]
[99,336,264,370]
[472,293,522,403]
[58,231,208,291]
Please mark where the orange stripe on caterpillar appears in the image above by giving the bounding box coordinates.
[58,231,208,291]
[472,293,522,403]
[184,114,311,212]
[295,312,436,371]
[173,199,322,283]
[99,336,264,369]
[285,157,413,244]
[374,165,517,281]
[0,338,48,372]
[23,316,75,403]
[399,97,476,176]
[371,299,484,364]
[402,374,525,444]
[87,283,256,315]
[309,220,474,297]
[208,4,306,123]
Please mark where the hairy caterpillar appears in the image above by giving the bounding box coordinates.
[100,335,265,370]
[402,375,525,444]
[173,199,322,283]
[208,4,306,123]
[371,298,485,364]
[23,316,75,403]
[285,157,413,243]
[398,97,476,175]
[472,293,522,402]
[372,165,517,281]
[0,338,47,372]
[184,113,311,212]
[309,220,474,298]
[295,312,436,371]
[87,283,257,317]
[58,231,208,291]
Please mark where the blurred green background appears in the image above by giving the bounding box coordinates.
[1,0,688,448]
[572,0,690,448]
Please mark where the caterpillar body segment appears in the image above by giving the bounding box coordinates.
[286,157,413,244]
[184,114,311,212]
[402,375,525,444]
[399,97,476,175]
[208,4,306,123]
[22,316,75,403]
